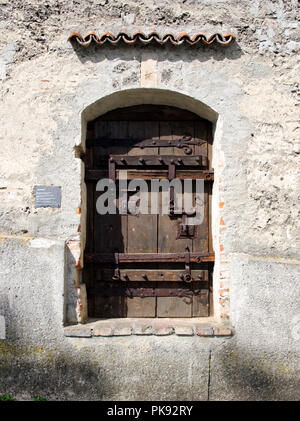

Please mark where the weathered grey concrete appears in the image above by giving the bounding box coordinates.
[0,0,299,400]
[0,236,66,345]
[0,237,299,400]
[210,255,300,400]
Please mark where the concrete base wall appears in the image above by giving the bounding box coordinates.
[0,237,298,400]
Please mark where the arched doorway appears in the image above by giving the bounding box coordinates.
[83,105,214,318]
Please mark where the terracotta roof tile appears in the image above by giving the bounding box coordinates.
[68,31,236,47]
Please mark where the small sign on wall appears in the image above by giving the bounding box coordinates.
[34,186,61,208]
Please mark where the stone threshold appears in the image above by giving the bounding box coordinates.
[64,317,233,337]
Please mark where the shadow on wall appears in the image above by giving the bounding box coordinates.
[0,342,113,401]
[210,341,300,401]
[69,39,244,65]
[0,337,299,401]
[65,243,79,324]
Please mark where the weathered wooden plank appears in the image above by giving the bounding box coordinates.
[194,120,208,161]
[85,122,95,168]
[127,297,156,317]
[93,296,127,318]
[207,121,213,170]
[192,182,209,253]
[127,189,157,253]
[171,120,195,156]
[158,214,193,253]
[157,282,192,317]
[85,257,95,317]
[94,194,127,253]
[85,181,95,253]
[208,182,213,254]
[159,121,174,155]
[157,113,193,317]
[193,289,209,317]
[127,120,159,155]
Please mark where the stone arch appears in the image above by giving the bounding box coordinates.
[71,88,226,323]
[80,88,219,149]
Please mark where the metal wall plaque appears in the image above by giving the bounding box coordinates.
[34,186,61,208]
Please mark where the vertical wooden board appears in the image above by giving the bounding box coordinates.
[192,289,209,317]
[159,121,174,155]
[93,121,110,164]
[207,121,213,170]
[209,271,214,316]
[103,120,129,154]
[85,264,96,317]
[127,189,157,313]
[94,294,127,318]
[157,283,192,317]
[158,214,193,252]
[192,182,209,253]
[158,175,193,253]
[93,121,129,170]
[127,190,157,253]
[157,297,192,317]
[94,191,127,253]
[85,181,95,253]
[208,182,213,254]
[128,121,159,155]
[85,121,95,169]
[94,120,108,138]
[127,296,156,317]
[194,121,208,163]
[171,120,194,156]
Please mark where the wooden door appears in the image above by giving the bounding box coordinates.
[84,105,214,318]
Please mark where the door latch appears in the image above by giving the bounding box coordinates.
[112,249,120,281]
[176,214,196,239]
[179,246,192,283]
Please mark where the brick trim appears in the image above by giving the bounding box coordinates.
[64,319,233,337]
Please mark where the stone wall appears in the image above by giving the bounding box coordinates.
[0,0,299,400]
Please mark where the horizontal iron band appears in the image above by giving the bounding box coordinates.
[85,169,214,181]
[87,286,208,298]
[84,252,215,263]
[100,154,208,167]
[86,136,205,149]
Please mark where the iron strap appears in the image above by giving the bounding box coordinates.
[84,252,215,263]
[87,285,206,299]
[86,135,206,155]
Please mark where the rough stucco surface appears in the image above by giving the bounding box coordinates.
[0,0,299,400]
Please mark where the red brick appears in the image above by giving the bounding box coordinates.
[93,327,114,337]
[195,325,214,336]
[214,327,232,336]
[175,326,194,336]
